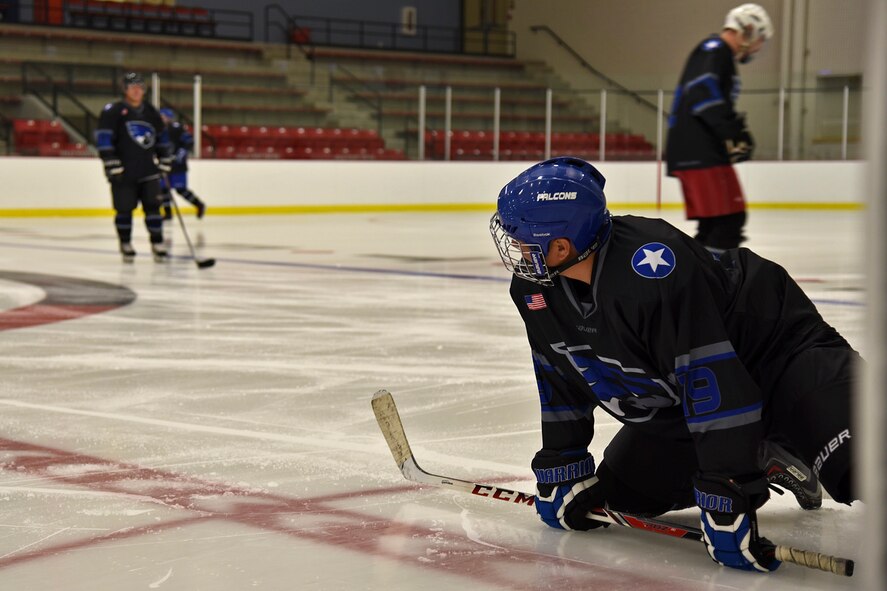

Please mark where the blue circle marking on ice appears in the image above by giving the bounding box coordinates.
[631,242,676,279]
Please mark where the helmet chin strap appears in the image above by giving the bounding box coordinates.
[545,219,612,281]
[738,44,755,64]
[547,245,595,280]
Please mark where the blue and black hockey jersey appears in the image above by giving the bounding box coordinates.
[95,100,171,183]
[666,35,746,174]
[510,215,850,479]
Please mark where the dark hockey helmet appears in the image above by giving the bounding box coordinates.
[490,157,612,285]
[122,72,145,90]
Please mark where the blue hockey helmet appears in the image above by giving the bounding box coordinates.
[159,108,175,120]
[490,157,612,285]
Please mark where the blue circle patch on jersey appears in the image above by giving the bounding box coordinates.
[631,242,676,279]
[126,120,156,149]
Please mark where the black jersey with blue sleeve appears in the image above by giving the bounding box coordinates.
[510,215,850,480]
[95,101,171,183]
[666,35,745,173]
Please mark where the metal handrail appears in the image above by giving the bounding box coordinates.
[328,64,382,132]
[22,62,98,143]
[263,6,514,57]
[2,0,254,42]
[264,3,314,60]
[530,24,659,114]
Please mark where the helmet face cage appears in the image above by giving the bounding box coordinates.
[491,157,611,286]
[490,213,554,286]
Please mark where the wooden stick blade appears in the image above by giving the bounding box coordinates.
[371,389,414,471]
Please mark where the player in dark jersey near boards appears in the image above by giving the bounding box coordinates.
[159,108,206,221]
[490,157,858,573]
[666,4,773,254]
[95,72,173,262]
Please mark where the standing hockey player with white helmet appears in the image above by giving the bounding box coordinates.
[95,72,173,262]
[490,157,858,573]
[666,4,774,254]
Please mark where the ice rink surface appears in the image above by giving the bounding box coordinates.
[0,207,864,590]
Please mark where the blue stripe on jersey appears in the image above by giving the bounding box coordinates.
[541,404,593,423]
[95,129,114,150]
[533,350,554,370]
[560,447,589,457]
[691,97,725,115]
[674,351,737,374]
[685,401,762,433]
[668,85,683,128]
[156,127,171,149]
[674,342,737,374]
[683,73,724,115]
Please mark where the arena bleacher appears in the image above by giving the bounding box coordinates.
[0,2,656,161]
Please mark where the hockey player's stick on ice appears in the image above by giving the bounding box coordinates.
[371,389,854,577]
[163,173,215,269]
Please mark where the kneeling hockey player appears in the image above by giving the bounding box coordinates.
[490,157,858,573]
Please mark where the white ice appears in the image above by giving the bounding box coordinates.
[0,208,863,590]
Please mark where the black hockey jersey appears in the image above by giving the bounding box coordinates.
[665,35,745,174]
[510,216,849,479]
[95,101,171,183]
[168,121,193,174]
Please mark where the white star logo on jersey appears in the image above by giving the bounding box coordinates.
[638,248,670,272]
[703,39,720,51]
[631,242,676,279]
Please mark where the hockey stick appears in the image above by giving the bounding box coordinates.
[163,173,215,269]
[371,389,854,577]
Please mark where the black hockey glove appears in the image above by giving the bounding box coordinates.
[103,158,124,182]
[726,121,755,163]
[532,449,608,531]
[157,156,173,174]
[694,473,780,573]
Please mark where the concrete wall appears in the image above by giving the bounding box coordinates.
[0,159,862,216]
[510,0,867,160]
[511,0,864,90]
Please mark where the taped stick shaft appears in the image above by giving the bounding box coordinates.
[372,389,854,577]
[776,545,854,577]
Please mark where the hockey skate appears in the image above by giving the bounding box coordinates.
[195,199,206,219]
[151,243,169,262]
[120,242,136,263]
[760,439,822,510]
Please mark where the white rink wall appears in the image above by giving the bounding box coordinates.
[0,158,864,215]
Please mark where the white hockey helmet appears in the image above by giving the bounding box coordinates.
[724,4,774,44]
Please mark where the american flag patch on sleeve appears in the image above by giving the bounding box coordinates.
[524,293,547,310]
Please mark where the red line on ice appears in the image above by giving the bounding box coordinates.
[0,438,682,589]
